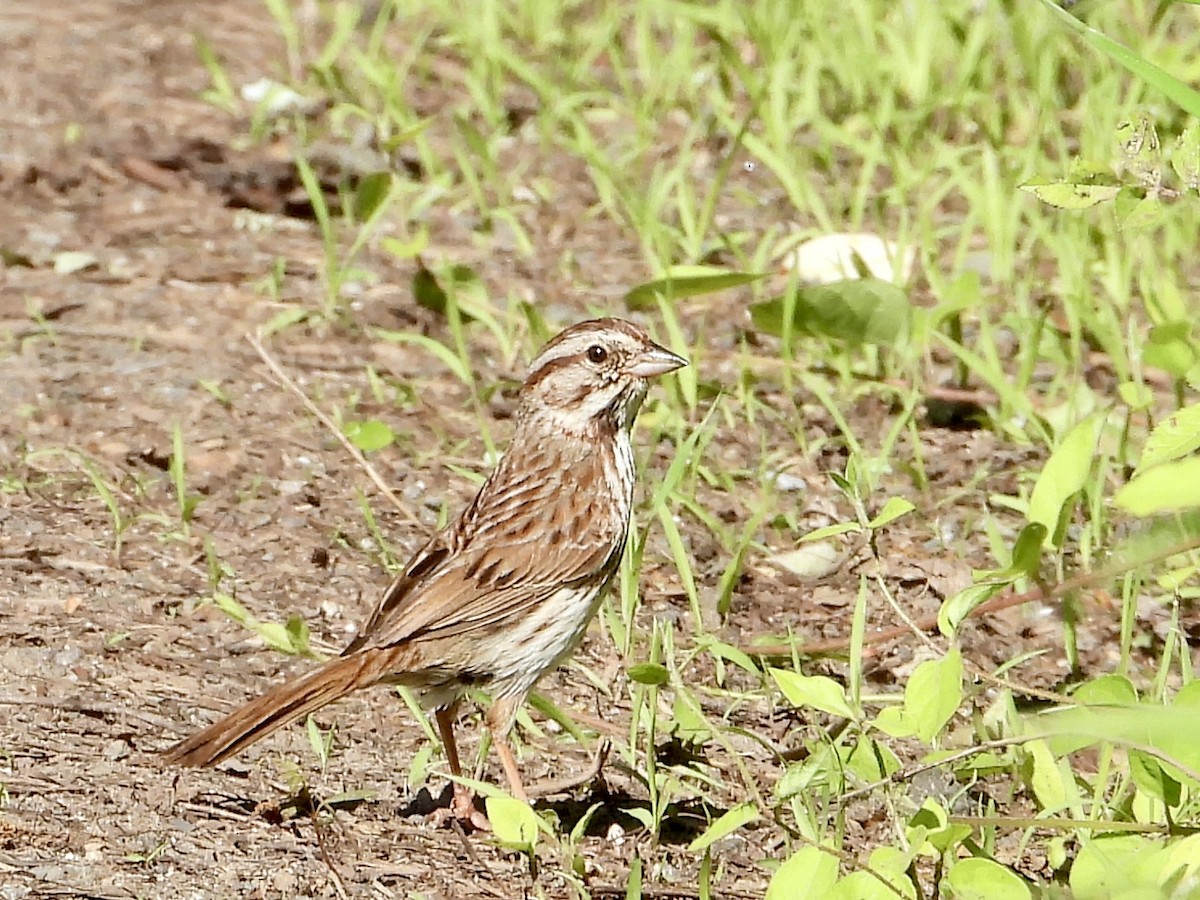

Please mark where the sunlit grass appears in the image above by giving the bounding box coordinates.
[176,0,1200,895]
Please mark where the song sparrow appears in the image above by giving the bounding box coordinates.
[165,317,686,825]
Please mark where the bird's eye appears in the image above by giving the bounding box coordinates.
[586,345,608,364]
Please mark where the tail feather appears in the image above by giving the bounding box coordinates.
[164,651,386,767]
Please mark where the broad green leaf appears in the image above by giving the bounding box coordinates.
[905,649,963,743]
[1008,523,1048,578]
[770,668,856,719]
[868,496,916,529]
[1116,457,1200,515]
[1129,749,1181,807]
[485,795,541,850]
[1030,703,1200,777]
[843,736,901,782]
[909,799,972,854]
[938,582,1005,638]
[944,857,1032,900]
[765,847,838,900]
[750,278,910,347]
[352,171,394,222]
[1073,674,1137,706]
[874,705,915,739]
[687,802,758,852]
[1162,835,1200,887]
[1143,322,1197,377]
[1135,403,1200,474]
[1070,836,1165,900]
[342,419,395,452]
[381,228,430,261]
[1116,194,1164,232]
[1026,738,1070,813]
[830,847,917,900]
[627,662,669,686]
[1107,510,1200,572]
[412,260,449,316]
[625,266,765,310]
[1019,176,1120,209]
[1026,413,1102,546]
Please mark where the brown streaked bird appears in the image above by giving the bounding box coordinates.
[165,317,686,826]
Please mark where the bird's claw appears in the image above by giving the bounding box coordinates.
[429,785,490,831]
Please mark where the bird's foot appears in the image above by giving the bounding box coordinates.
[429,784,490,832]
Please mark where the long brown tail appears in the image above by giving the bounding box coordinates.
[164,650,390,767]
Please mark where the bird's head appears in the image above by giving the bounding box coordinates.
[519,317,687,435]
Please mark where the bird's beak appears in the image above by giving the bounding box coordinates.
[626,343,688,378]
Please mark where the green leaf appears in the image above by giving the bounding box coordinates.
[1026,413,1102,546]
[283,615,312,656]
[687,802,758,852]
[1116,457,1200,515]
[412,259,449,316]
[627,662,669,686]
[830,848,917,899]
[1030,703,1200,778]
[1070,836,1164,899]
[485,796,541,850]
[1143,322,1197,378]
[342,419,396,452]
[352,172,394,222]
[1135,403,1200,474]
[1171,122,1200,191]
[373,328,473,386]
[624,266,765,310]
[770,668,856,719]
[873,705,915,739]
[1129,749,1182,807]
[868,497,915,529]
[908,799,972,853]
[1033,0,1200,117]
[1073,674,1138,706]
[1106,510,1200,572]
[1025,738,1071,813]
[381,228,430,261]
[1019,175,1121,209]
[944,857,1032,900]
[625,856,643,900]
[750,278,910,347]
[261,306,312,337]
[1008,523,1048,578]
[938,582,1005,638]
[765,847,839,900]
[1116,194,1164,232]
[905,649,963,743]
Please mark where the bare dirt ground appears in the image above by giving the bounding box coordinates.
[0,3,1186,898]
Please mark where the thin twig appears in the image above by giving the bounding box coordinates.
[527,739,611,798]
[311,809,350,900]
[245,331,424,528]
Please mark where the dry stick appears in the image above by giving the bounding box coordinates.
[527,739,611,798]
[310,808,350,900]
[245,331,425,528]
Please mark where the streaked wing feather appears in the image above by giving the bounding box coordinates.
[346,441,624,653]
[350,534,617,650]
